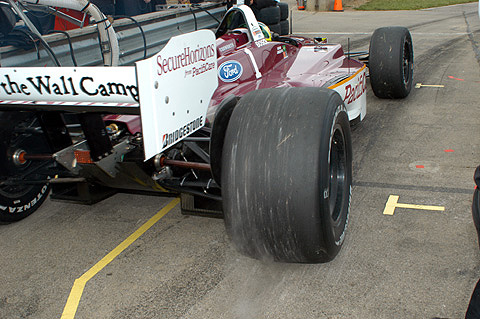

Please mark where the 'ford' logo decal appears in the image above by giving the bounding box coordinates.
[218,60,243,82]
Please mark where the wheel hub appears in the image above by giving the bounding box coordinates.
[402,41,412,85]
[12,149,27,166]
[329,126,346,223]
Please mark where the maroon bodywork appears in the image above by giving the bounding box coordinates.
[110,28,364,132]
[212,35,363,104]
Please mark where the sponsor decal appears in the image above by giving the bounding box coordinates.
[255,39,268,48]
[314,46,328,52]
[219,42,235,53]
[252,25,262,38]
[276,45,288,59]
[184,62,216,78]
[343,72,366,104]
[162,116,204,149]
[156,44,216,77]
[0,74,139,102]
[218,60,243,82]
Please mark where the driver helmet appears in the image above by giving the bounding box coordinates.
[257,22,272,41]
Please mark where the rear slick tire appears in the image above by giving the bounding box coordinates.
[0,112,51,222]
[221,87,352,263]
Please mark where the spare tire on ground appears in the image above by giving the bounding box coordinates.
[278,1,289,21]
[280,19,289,35]
[258,5,280,25]
[267,22,281,35]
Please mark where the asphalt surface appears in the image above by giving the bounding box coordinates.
[1,3,480,319]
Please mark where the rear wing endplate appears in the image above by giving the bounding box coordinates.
[0,30,218,160]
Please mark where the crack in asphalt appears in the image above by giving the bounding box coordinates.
[463,10,480,67]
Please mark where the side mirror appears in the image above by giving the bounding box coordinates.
[0,3,16,37]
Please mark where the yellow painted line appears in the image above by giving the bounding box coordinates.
[415,83,445,88]
[383,195,400,215]
[61,197,180,319]
[383,195,445,216]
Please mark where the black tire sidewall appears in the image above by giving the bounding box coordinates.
[222,88,352,263]
[267,22,281,35]
[369,27,414,99]
[258,6,281,25]
[0,112,51,222]
[278,2,289,20]
[0,184,50,222]
[317,99,352,259]
[280,19,289,36]
[473,188,480,245]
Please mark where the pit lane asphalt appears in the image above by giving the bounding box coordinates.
[1,3,480,318]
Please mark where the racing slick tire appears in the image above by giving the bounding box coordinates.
[258,6,281,25]
[0,112,51,222]
[278,2,289,21]
[222,87,352,263]
[369,26,414,99]
[473,166,480,247]
[280,19,289,35]
[474,187,480,247]
[267,22,281,36]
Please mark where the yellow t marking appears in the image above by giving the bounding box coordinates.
[383,195,445,215]
[415,83,445,88]
[61,197,180,319]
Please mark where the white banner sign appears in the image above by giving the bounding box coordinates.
[0,67,138,104]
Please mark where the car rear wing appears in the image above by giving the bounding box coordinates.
[0,67,140,113]
[0,30,219,160]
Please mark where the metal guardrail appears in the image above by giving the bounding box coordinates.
[0,3,225,67]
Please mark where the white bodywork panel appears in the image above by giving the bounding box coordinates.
[223,5,265,42]
[237,5,265,42]
[330,65,367,121]
[136,29,218,160]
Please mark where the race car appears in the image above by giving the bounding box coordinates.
[0,1,413,263]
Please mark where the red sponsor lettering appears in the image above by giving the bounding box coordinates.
[344,72,366,104]
[156,44,216,77]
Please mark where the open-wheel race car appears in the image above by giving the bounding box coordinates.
[0,1,414,263]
